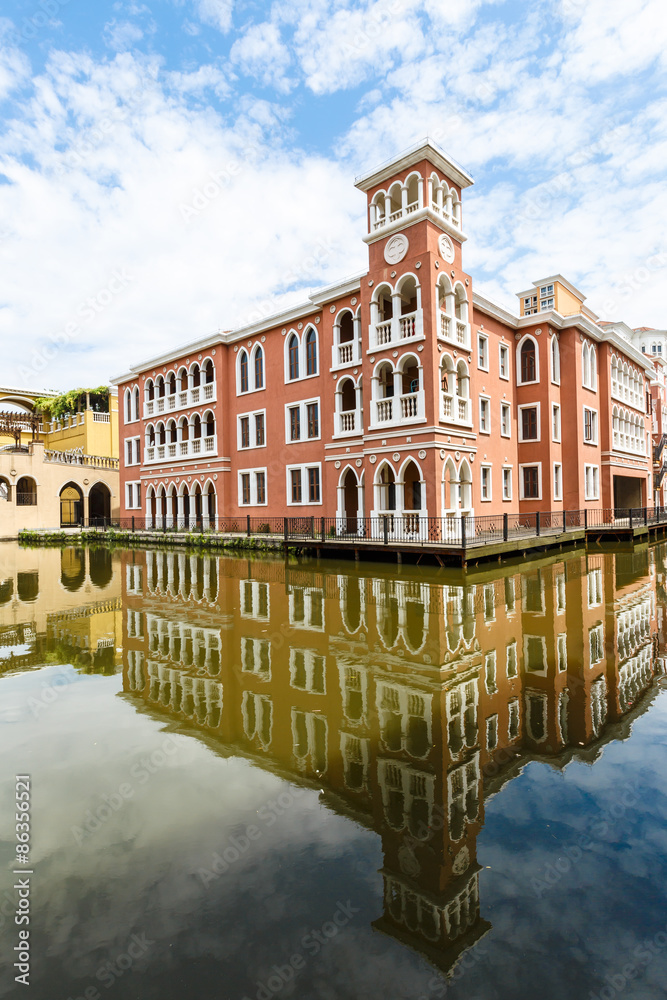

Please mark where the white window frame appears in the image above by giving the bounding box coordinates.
[500,401,511,438]
[284,397,321,445]
[552,403,561,443]
[125,481,141,509]
[238,467,268,507]
[479,395,491,434]
[584,464,600,501]
[583,406,598,445]
[477,333,489,371]
[237,409,267,451]
[516,335,540,386]
[284,327,320,384]
[518,402,541,443]
[125,436,141,466]
[480,464,492,502]
[286,463,323,506]
[499,342,510,380]
[553,462,562,501]
[519,463,542,501]
[502,466,513,501]
[551,335,560,385]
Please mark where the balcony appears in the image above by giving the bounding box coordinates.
[372,390,425,428]
[332,340,362,369]
[144,435,217,464]
[371,311,422,351]
[334,409,362,437]
[371,198,460,235]
[439,313,470,351]
[441,393,471,425]
[144,383,216,418]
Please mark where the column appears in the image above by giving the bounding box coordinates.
[417,176,424,208]
[177,492,185,529]
[401,185,408,214]
[384,193,391,224]
[445,192,453,217]
[415,283,423,338]
[391,290,402,343]
[155,493,163,530]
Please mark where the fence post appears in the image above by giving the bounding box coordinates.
[283,517,288,543]
[536,511,540,537]
[321,517,325,543]
[383,515,389,546]
[461,515,466,550]
[629,508,633,530]
[562,510,566,532]
[131,516,135,533]
[644,505,648,526]
[584,508,588,529]
[503,512,508,542]
[311,516,315,539]
[246,514,251,537]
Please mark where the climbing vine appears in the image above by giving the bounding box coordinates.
[33,386,109,419]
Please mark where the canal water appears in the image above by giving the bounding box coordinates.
[1,541,666,1000]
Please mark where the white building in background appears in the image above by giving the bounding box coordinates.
[600,321,667,359]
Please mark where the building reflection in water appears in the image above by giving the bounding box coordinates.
[118,546,664,977]
[0,545,122,674]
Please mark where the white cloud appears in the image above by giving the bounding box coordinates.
[230,21,292,92]
[195,0,234,33]
[103,19,146,50]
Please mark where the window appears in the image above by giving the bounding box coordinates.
[238,468,268,506]
[557,634,567,671]
[553,463,562,501]
[481,465,492,501]
[291,468,302,503]
[524,294,538,315]
[288,335,299,381]
[479,396,490,433]
[305,328,318,375]
[540,284,554,297]
[540,297,554,311]
[125,481,141,509]
[552,404,561,442]
[240,416,250,449]
[584,407,598,444]
[584,464,599,500]
[486,715,498,750]
[254,348,264,389]
[306,402,319,439]
[589,623,604,664]
[287,464,323,505]
[478,334,488,370]
[521,465,540,499]
[125,436,140,465]
[485,652,497,693]
[520,405,539,441]
[239,351,249,393]
[255,413,265,447]
[502,467,512,501]
[289,406,301,441]
[551,336,560,384]
[519,339,537,383]
[500,402,511,437]
[499,343,509,379]
[506,642,517,678]
[308,467,320,502]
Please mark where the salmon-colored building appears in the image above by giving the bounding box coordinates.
[112,140,657,529]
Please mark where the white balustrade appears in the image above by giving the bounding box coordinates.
[375,320,392,346]
[373,391,424,427]
[339,343,354,364]
[377,399,393,422]
[400,313,417,339]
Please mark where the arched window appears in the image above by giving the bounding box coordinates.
[520,339,536,383]
[590,347,597,390]
[305,328,317,375]
[239,350,249,393]
[125,389,132,423]
[551,336,560,384]
[133,387,140,420]
[203,359,214,384]
[288,335,300,381]
[582,343,591,387]
[254,347,264,389]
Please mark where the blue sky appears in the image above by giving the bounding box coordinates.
[1,0,666,388]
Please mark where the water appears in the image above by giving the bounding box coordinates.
[1,541,667,1000]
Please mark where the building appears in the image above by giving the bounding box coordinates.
[113,139,656,530]
[0,385,120,534]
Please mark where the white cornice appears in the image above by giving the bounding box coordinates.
[362,207,467,246]
[354,138,474,192]
[472,292,519,328]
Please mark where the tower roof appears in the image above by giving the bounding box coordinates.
[354,137,474,193]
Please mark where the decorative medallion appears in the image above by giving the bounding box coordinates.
[198,354,202,360]
[261,335,266,342]
[384,233,409,265]
[370,455,377,463]
[415,261,421,269]
[282,328,286,335]
[330,305,336,313]
[392,350,398,357]
[353,368,358,375]
[453,846,470,876]
[297,322,303,330]
[390,270,396,278]
[438,234,455,263]
[315,317,320,324]
[418,344,424,352]
[418,450,426,459]
[465,278,469,286]
[369,356,375,363]
[355,459,362,467]
[335,461,341,469]
[234,346,238,352]
[368,280,374,287]
[455,451,460,460]
[351,296,357,305]
[440,449,446,459]
[393,452,400,462]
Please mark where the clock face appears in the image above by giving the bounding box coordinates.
[438,234,455,263]
[384,234,409,264]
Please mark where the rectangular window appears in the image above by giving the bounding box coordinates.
[481,465,491,501]
[520,406,538,441]
[506,641,518,678]
[540,297,554,310]
[479,396,490,433]
[255,413,265,447]
[291,468,302,503]
[499,343,509,379]
[241,474,251,505]
[240,416,250,449]
[584,464,600,500]
[522,465,540,499]
[486,715,498,750]
[557,634,567,671]
[306,402,319,439]
[502,467,512,501]
[256,471,266,505]
[477,334,488,370]
[553,463,562,501]
[500,402,511,437]
[584,407,598,444]
[289,407,301,442]
[552,404,561,442]
[589,624,604,664]
[308,466,320,503]
[540,284,554,296]
[485,652,497,693]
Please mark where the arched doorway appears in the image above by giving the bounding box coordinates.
[88,483,111,525]
[17,572,39,602]
[89,548,113,589]
[337,467,360,534]
[61,548,86,591]
[205,483,216,529]
[60,483,83,526]
[16,477,37,507]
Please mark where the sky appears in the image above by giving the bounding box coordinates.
[1,0,666,390]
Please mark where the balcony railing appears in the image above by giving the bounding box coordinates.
[144,435,217,464]
[371,199,459,234]
[372,391,425,427]
[439,313,470,350]
[44,450,119,470]
[375,320,392,346]
[335,410,361,436]
[144,383,216,418]
[333,340,361,368]
[441,393,471,425]
[371,312,423,351]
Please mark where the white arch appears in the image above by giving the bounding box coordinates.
[517,333,539,384]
